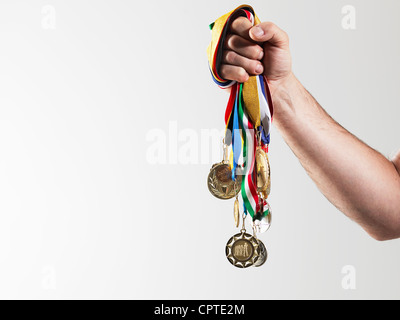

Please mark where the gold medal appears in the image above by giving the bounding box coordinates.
[207,163,242,200]
[262,174,271,199]
[226,214,263,268]
[207,142,242,200]
[255,147,270,193]
[225,231,261,268]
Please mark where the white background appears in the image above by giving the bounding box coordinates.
[0,0,399,299]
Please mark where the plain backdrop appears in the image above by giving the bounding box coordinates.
[0,0,399,299]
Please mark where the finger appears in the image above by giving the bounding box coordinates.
[230,16,253,40]
[219,64,249,83]
[249,22,289,49]
[224,34,264,60]
[222,50,264,75]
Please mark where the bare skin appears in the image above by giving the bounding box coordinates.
[220,17,400,241]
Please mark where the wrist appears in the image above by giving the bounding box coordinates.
[267,72,300,121]
[268,72,297,103]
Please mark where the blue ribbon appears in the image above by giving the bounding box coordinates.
[258,75,270,145]
[231,87,241,181]
[257,126,270,145]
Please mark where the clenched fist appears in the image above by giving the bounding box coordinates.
[220,17,292,90]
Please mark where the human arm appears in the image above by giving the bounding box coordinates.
[393,152,400,176]
[220,17,400,240]
[272,73,400,241]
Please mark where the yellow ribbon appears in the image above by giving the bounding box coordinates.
[207,4,262,128]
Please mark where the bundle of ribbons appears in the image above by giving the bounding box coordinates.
[207,5,273,220]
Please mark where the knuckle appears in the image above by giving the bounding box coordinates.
[219,66,228,79]
[251,46,263,60]
[231,16,249,30]
[225,51,237,64]
[283,31,290,43]
[237,68,248,82]
[227,34,240,49]
[225,51,233,64]
[278,26,288,39]
[224,34,233,49]
[226,36,234,49]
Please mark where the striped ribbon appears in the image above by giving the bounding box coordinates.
[207,5,274,219]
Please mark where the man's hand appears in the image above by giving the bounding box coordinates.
[220,17,292,89]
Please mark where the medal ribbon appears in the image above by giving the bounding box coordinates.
[208,5,274,219]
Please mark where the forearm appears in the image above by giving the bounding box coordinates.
[271,73,400,240]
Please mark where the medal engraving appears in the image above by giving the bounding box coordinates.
[207,163,242,200]
[232,239,254,262]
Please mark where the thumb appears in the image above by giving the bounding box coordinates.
[249,22,289,48]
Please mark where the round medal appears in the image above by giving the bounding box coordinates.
[252,213,272,234]
[252,201,272,234]
[225,231,261,268]
[254,240,268,267]
[207,163,242,200]
[255,147,270,194]
[262,175,271,198]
